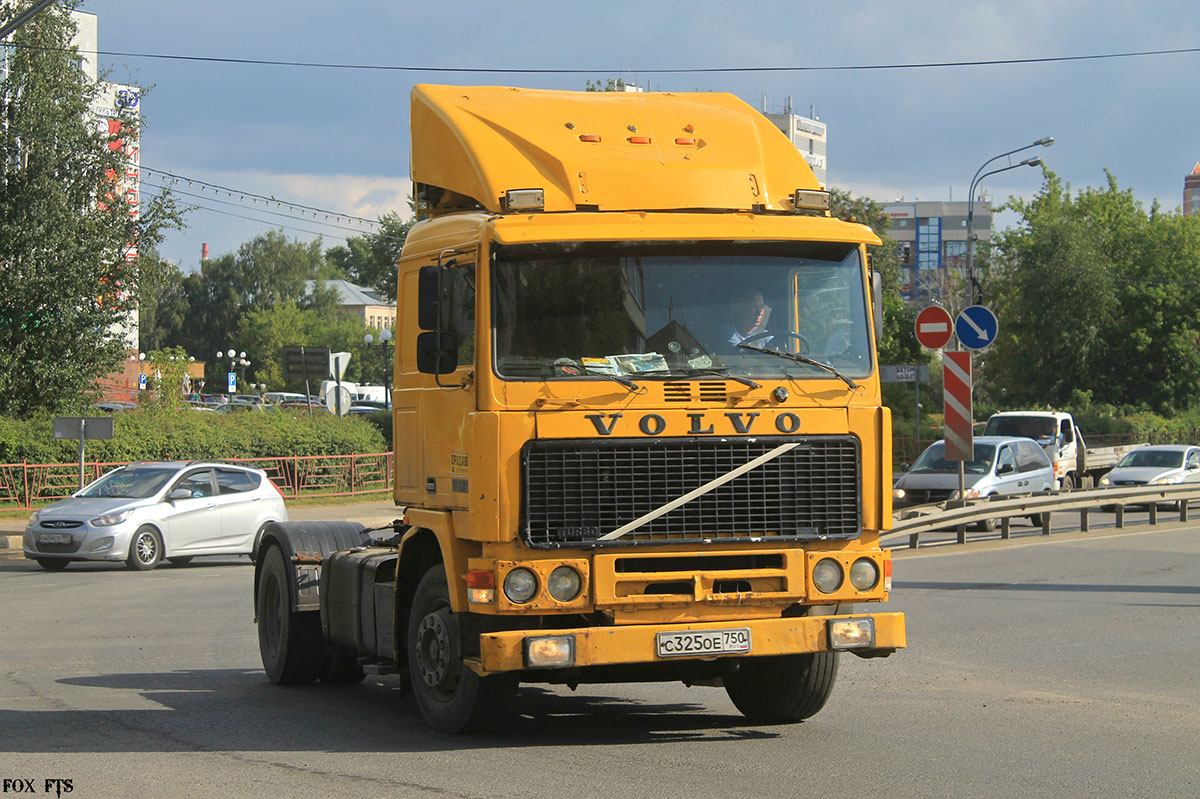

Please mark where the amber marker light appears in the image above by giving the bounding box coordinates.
[466,569,495,604]
[578,134,602,142]
[674,137,696,146]
[628,136,652,144]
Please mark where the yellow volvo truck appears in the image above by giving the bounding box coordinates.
[254,84,906,733]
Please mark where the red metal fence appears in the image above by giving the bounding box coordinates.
[0,452,394,510]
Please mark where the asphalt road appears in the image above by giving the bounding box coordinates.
[2,523,1197,798]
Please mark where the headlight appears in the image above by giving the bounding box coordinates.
[949,488,981,500]
[1150,475,1181,485]
[503,567,538,603]
[849,558,880,591]
[92,509,133,527]
[547,565,582,602]
[28,510,41,525]
[812,558,843,594]
[1099,476,1111,486]
[892,487,906,500]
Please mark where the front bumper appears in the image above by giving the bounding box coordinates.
[474,610,905,675]
[23,524,133,562]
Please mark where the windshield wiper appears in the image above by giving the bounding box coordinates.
[581,367,641,392]
[634,367,760,390]
[736,342,858,389]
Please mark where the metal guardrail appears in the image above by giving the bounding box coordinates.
[886,483,1200,548]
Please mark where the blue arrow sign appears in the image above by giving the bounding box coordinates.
[955,305,999,350]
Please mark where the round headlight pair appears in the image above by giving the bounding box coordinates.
[812,558,881,593]
[502,565,582,603]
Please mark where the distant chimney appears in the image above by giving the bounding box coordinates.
[202,243,209,261]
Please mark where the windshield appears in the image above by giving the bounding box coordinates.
[78,467,176,499]
[909,442,997,475]
[1116,450,1183,469]
[492,241,872,380]
[984,416,1057,440]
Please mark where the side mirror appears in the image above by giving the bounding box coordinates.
[417,265,446,331]
[417,331,458,375]
[870,270,883,343]
[168,488,191,501]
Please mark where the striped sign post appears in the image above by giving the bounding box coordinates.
[943,351,973,461]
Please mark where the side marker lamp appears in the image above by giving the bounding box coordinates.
[524,635,576,668]
[503,188,545,212]
[828,618,875,650]
[792,189,831,211]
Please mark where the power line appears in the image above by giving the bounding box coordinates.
[68,44,1200,74]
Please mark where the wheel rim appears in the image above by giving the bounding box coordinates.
[135,532,158,564]
[415,606,457,696]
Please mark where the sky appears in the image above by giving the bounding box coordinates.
[76,0,1200,270]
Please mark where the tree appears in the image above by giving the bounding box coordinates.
[326,211,411,301]
[985,170,1200,411]
[0,3,180,416]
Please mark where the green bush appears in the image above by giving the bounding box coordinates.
[0,407,387,465]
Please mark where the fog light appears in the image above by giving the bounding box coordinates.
[503,567,538,603]
[87,536,114,552]
[812,558,843,593]
[828,618,875,649]
[547,565,582,602]
[523,635,575,668]
[849,558,879,591]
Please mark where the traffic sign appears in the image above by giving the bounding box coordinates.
[955,305,999,350]
[282,345,331,381]
[227,372,237,393]
[914,305,953,350]
[943,352,973,460]
[137,373,147,390]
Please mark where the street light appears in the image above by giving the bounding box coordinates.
[363,328,393,404]
[965,137,1054,305]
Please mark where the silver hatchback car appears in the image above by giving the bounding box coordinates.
[24,461,289,571]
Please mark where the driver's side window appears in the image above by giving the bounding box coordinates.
[175,470,214,499]
[996,446,1016,474]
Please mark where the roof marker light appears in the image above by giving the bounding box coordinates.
[578,134,602,143]
[674,137,696,146]
[503,188,545,211]
[628,136,652,144]
[792,189,831,211]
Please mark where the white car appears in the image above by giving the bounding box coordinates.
[1099,445,1200,508]
[24,461,288,571]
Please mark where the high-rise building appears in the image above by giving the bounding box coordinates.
[763,101,827,187]
[1185,163,1200,216]
[883,200,993,304]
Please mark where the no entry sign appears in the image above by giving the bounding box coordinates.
[915,305,953,350]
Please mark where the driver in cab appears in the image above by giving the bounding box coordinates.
[728,290,772,346]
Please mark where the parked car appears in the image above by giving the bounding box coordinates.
[23,461,288,571]
[216,400,273,413]
[264,391,307,405]
[892,435,1055,531]
[1098,445,1200,509]
[92,401,137,413]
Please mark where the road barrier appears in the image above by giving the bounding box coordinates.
[888,483,1200,548]
[0,452,394,509]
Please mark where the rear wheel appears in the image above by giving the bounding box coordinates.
[724,651,839,723]
[126,526,162,571]
[974,516,999,532]
[407,565,517,733]
[1059,474,1075,491]
[257,545,323,684]
[36,558,69,571]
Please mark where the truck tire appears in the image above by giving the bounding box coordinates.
[1059,474,1075,491]
[407,565,517,733]
[257,545,324,685]
[723,651,838,723]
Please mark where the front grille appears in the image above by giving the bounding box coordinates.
[38,520,83,529]
[898,488,954,505]
[522,435,860,548]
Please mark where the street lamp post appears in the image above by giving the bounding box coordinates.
[363,328,393,405]
[965,137,1054,305]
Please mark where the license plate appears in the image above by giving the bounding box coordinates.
[38,533,72,544]
[656,628,751,658]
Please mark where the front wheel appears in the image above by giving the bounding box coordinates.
[1059,474,1075,492]
[126,526,162,570]
[407,565,517,733]
[723,651,838,723]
